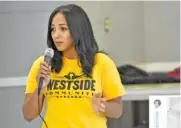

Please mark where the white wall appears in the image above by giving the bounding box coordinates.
[77,1,180,65]
[77,1,145,66]
[144,1,180,62]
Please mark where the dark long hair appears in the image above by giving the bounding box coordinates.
[47,4,100,76]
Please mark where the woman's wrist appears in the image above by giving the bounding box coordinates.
[35,86,45,96]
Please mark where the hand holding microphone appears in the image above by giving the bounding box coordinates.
[36,48,54,95]
[36,62,51,89]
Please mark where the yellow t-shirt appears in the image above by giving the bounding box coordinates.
[25,53,126,128]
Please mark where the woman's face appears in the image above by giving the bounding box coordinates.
[51,12,74,52]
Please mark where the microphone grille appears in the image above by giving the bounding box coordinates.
[44,48,54,58]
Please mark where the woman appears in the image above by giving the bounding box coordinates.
[22,4,126,128]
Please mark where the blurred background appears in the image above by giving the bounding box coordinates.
[0,1,180,128]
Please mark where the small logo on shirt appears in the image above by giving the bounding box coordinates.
[63,72,83,80]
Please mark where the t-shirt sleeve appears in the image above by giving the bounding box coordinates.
[101,55,126,100]
[25,56,43,94]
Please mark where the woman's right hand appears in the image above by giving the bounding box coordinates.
[36,62,51,89]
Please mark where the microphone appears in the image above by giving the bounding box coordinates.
[38,48,54,96]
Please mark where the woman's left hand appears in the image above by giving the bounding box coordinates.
[92,92,106,115]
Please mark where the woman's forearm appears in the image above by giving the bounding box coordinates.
[104,100,123,118]
[22,88,44,121]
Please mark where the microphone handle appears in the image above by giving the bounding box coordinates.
[38,77,44,96]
